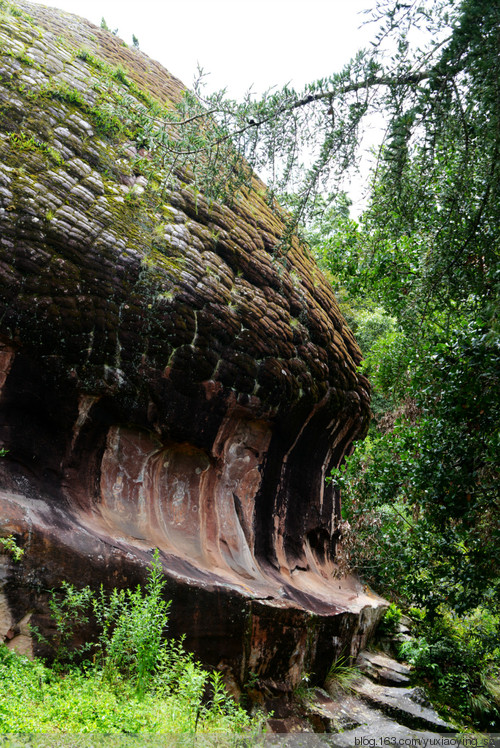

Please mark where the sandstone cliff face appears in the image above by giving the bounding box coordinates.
[0,0,383,686]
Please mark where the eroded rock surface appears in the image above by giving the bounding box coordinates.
[356,650,411,686]
[0,0,383,685]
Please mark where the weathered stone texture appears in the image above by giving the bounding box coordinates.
[0,0,383,685]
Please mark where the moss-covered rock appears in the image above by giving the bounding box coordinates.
[0,0,383,689]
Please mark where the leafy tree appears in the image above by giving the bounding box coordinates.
[303,5,499,729]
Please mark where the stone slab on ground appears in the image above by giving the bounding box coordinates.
[296,687,453,744]
[351,676,454,732]
[356,650,411,686]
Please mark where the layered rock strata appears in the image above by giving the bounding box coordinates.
[0,0,384,686]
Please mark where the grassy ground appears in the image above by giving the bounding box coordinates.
[0,552,262,735]
[0,644,259,734]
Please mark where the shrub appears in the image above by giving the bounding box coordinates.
[0,534,23,562]
[400,605,500,729]
[378,602,402,636]
[9,551,260,734]
[91,549,170,696]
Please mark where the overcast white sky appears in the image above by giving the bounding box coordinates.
[30,0,381,211]
[32,0,376,95]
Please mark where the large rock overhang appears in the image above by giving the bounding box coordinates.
[0,0,383,685]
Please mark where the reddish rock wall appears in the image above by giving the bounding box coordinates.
[0,0,384,687]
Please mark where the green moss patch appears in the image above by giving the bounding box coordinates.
[8,131,63,165]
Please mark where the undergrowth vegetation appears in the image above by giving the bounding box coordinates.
[399,606,500,728]
[0,553,261,735]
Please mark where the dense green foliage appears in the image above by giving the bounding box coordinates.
[0,644,254,733]
[400,606,500,727]
[329,319,499,728]
[331,321,499,613]
[0,555,260,734]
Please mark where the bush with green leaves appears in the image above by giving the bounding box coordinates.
[400,606,500,729]
[378,602,402,636]
[2,552,261,734]
[332,318,499,608]
[0,534,24,562]
[90,550,171,696]
[330,319,499,729]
